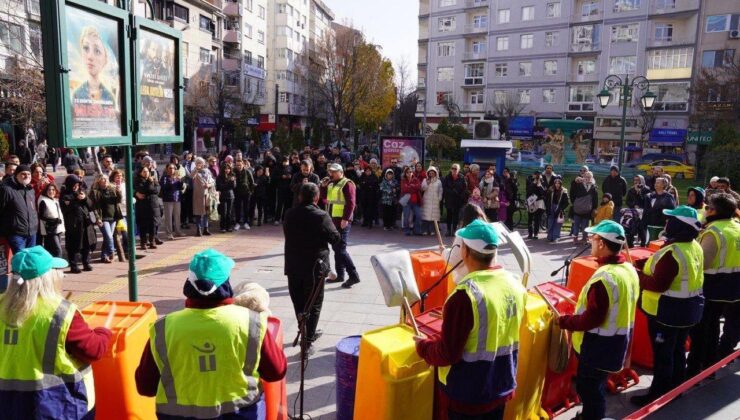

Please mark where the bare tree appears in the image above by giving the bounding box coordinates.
[689,61,740,130]
[633,107,657,141]
[188,67,244,150]
[486,91,525,135]
[394,56,413,101]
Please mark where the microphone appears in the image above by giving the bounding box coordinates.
[550,242,591,277]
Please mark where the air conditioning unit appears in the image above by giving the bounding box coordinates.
[729,29,740,39]
[473,120,500,140]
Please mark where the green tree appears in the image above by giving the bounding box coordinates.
[702,122,740,184]
[426,133,456,161]
[0,130,9,160]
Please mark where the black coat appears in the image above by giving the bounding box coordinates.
[134,176,161,232]
[570,182,599,216]
[627,185,650,209]
[602,175,628,206]
[283,204,341,277]
[0,177,39,237]
[60,188,96,252]
[645,191,676,227]
[359,173,380,208]
[546,188,570,217]
[290,172,321,206]
[442,174,467,208]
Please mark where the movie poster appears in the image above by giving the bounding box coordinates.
[380,137,425,169]
[139,29,176,136]
[67,6,122,138]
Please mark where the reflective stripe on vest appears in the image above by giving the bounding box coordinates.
[463,280,519,362]
[152,307,266,419]
[0,299,93,402]
[642,241,704,317]
[702,220,740,275]
[575,273,629,336]
[646,243,703,298]
[327,177,350,218]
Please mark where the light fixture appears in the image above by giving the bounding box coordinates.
[597,88,611,109]
[641,90,657,110]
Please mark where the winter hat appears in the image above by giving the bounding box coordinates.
[427,166,438,176]
[663,206,702,231]
[12,246,68,284]
[186,248,235,296]
[142,156,153,164]
[456,219,501,254]
[585,220,626,245]
[327,163,344,173]
[688,186,705,207]
[610,165,619,173]
[15,164,31,174]
[603,192,613,200]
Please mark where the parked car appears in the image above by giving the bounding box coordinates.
[626,153,684,167]
[636,160,695,179]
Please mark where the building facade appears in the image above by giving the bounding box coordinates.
[418,0,711,161]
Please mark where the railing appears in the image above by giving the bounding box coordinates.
[570,42,601,52]
[465,0,488,8]
[649,0,700,14]
[418,78,426,88]
[464,24,488,34]
[569,72,599,83]
[419,25,430,40]
[419,0,430,15]
[222,57,241,72]
[571,10,603,23]
[200,0,223,9]
[417,103,426,112]
[463,50,487,60]
[462,103,485,112]
[223,29,241,43]
[222,1,241,16]
[646,36,694,48]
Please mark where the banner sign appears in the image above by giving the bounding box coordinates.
[138,28,176,136]
[687,131,712,145]
[649,128,687,144]
[380,136,425,169]
[507,116,535,138]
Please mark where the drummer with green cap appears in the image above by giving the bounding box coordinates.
[557,220,639,420]
[135,248,287,419]
[630,206,704,407]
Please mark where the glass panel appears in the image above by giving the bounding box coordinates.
[139,29,177,136]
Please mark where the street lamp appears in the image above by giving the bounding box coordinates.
[597,75,655,171]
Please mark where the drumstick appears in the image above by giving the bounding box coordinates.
[533,285,560,317]
[622,241,634,265]
[433,220,445,252]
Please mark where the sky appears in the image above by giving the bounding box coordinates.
[324,0,419,86]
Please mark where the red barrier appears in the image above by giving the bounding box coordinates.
[623,349,740,419]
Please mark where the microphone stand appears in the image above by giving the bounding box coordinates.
[290,259,327,420]
[418,261,463,313]
[551,243,591,285]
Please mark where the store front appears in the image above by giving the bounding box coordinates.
[649,128,687,154]
[593,117,643,163]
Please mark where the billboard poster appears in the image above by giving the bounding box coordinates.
[139,29,176,136]
[66,5,122,138]
[380,136,425,169]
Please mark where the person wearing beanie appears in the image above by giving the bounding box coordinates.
[594,192,614,225]
[0,163,38,252]
[602,165,627,222]
[686,186,706,223]
[687,193,740,377]
[135,248,287,418]
[705,176,721,199]
[0,246,112,418]
[559,220,639,420]
[631,206,704,407]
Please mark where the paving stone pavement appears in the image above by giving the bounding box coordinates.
[63,222,738,420]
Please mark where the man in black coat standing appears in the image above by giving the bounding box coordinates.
[0,164,39,252]
[283,183,341,348]
[602,165,628,222]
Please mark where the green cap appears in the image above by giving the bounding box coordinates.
[585,220,626,245]
[187,249,235,294]
[455,219,501,254]
[11,246,68,281]
[663,205,702,230]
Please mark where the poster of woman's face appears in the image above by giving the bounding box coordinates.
[67,5,122,138]
[139,29,176,136]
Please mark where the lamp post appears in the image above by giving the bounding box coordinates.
[596,75,656,172]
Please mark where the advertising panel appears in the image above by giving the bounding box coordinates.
[380,136,425,169]
[138,28,176,136]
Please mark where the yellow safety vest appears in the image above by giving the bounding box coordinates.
[438,269,526,386]
[327,177,351,218]
[642,241,704,325]
[572,262,639,372]
[700,219,740,302]
[0,297,95,417]
[150,305,267,418]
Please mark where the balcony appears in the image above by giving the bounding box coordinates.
[419,22,430,40]
[649,0,699,15]
[223,0,241,16]
[571,10,603,23]
[419,0,429,16]
[569,72,599,83]
[417,102,426,113]
[570,42,601,53]
[462,103,485,112]
[646,36,694,48]
[464,24,488,34]
[418,78,426,89]
[223,29,241,43]
[222,57,241,72]
[200,0,223,9]
[465,0,488,9]
[463,50,487,61]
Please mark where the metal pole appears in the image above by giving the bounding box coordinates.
[126,148,138,301]
[618,75,630,172]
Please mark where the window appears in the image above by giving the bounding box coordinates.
[519,61,532,76]
[522,6,534,21]
[199,47,211,63]
[438,41,455,57]
[547,2,561,18]
[279,92,288,103]
[199,15,213,32]
[520,34,533,49]
[545,31,559,47]
[257,55,264,68]
[439,17,456,32]
[569,85,596,110]
[613,0,640,12]
[278,3,286,13]
[498,9,510,24]
[518,89,531,104]
[165,3,189,22]
[439,0,456,6]
[470,90,485,104]
[244,50,252,65]
[245,0,253,12]
[244,23,252,38]
[437,67,454,81]
[182,41,189,71]
[577,59,596,74]
[494,90,506,104]
[582,2,599,16]
[473,15,488,28]
[705,15,732,33]
[609,56,637,74]
[701,49,735,68]
[648,48,692,69]
[543,89,556,103]
[472,41,485,54]
[544,60,558,75]
[464,63,485,85]
[257,30,265,44]
[436,91,453,105]
[655,0,675,9]
[495,63,508,77]
[497,36,509,51]
[258,5,265,19]
[28,22,41,58]
[572,25,601,50]
[652,82,689,111]
[611,23,639,42]
[654,24,673,41]
[27,0,40,15]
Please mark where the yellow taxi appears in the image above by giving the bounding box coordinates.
[637,160,695,179]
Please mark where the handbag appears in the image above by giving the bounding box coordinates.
[573,195,593,216]
[399,193,411,207]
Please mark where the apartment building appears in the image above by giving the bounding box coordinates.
[224,0,268,110]
[418,0,703,158]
